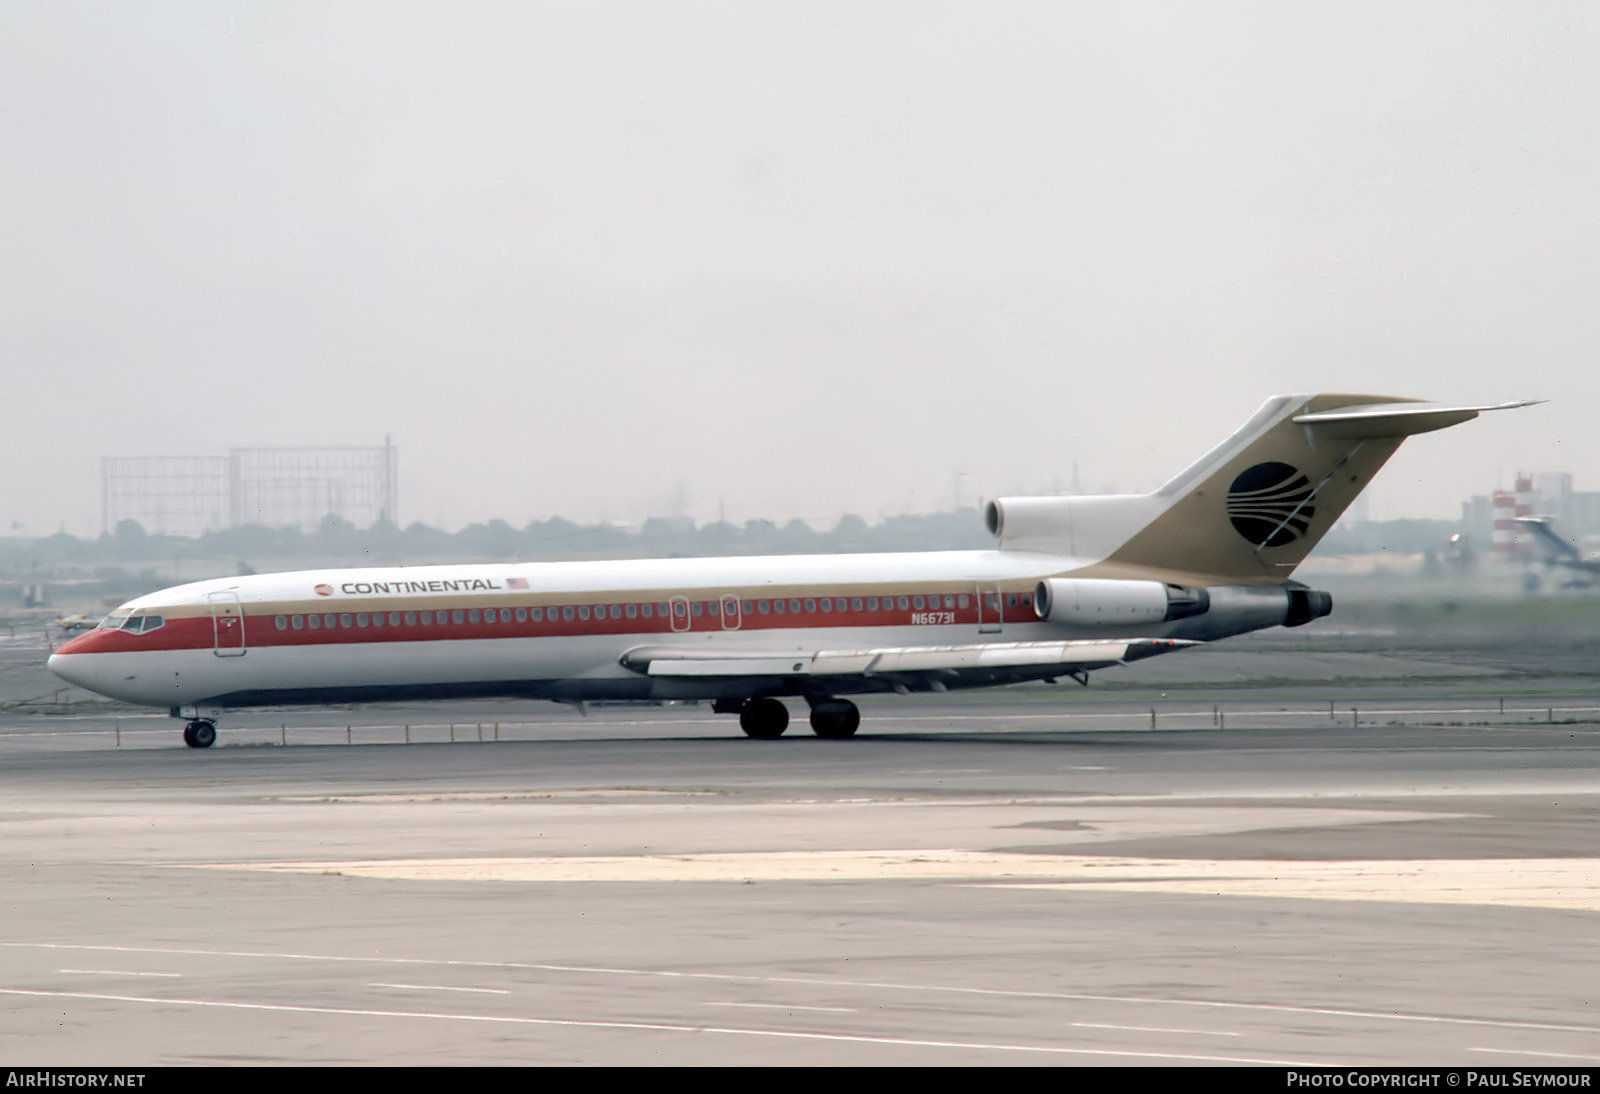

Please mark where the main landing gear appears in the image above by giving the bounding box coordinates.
[735,697,860,740]
[182,720,217,749]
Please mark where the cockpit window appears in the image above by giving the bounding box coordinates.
[99,612,130,630]
[132,615,163,633]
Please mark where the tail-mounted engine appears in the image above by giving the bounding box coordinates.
[1032,578,1332,635]
[1033,579,1210,625]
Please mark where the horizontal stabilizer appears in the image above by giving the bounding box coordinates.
[1292,400,1541,439]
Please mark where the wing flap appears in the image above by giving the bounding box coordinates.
[628,639,1194,679]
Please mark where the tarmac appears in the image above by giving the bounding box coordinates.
[2,626,1598,1066]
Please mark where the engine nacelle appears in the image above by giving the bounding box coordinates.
[1165,583,1333,640]
[1034,578,1210,626]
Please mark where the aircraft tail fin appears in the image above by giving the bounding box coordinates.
[987,394,1536,585]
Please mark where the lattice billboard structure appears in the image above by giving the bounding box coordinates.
[103,441,398,537]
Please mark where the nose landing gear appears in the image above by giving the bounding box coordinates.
[182,720,217,749]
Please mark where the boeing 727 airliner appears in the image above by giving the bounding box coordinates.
[49,394,1530,747]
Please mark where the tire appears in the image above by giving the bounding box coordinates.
[809,699,860,739]
[739,698,789,739]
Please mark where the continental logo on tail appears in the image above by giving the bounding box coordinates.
[1227,462,1315,547]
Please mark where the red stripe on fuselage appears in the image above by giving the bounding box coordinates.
[55,591,1035,656]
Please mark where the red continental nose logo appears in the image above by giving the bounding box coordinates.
[314,584,334,597]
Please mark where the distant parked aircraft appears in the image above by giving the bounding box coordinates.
[1515,517,1600,587]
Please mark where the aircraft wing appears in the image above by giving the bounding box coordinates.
[621,638,1196,690]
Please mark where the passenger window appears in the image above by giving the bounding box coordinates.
[641,603,652,618]
[708,601,719,616]
[341,614,353,628]
[356,613,370,627]
[515,608,526,623]
[530,607,542,621]
[758,601,770,614]
[852,598,863,612]
[563,606,574,621]
[944,596,955,609]
[390,612,402,626]
[275,616,287,631]
[467,610,479,624]
[690,602,702,617]
[499,609,511,623]
[866,597,878,611]
[741,601,754,614]
[802,599,814,613]
[625,604,637,618]
[1007,594,1018,607]
[328,614,340,628]
[406,612,417,626]
[789,599,801,613]
[292,615,304,630]
[610,605,622,620]
[912,597,924,610]
[819,599,831,613]
[372,613,384,627]
[308,614,321,629]
[897,597,909,610]
[453,610,465,624]
[419,612,431,625]
[673,602,686,617]
[577,606,590,620]
[1021,593,1032,606]
[773,600,786,615]
[957,595,968,609]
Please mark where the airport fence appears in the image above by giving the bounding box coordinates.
[5,697,1600,751]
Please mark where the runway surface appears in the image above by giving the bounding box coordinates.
[3,629,1599,1065]
[3,707,1599,1063]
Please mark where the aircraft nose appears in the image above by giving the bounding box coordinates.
[48,651,101,692]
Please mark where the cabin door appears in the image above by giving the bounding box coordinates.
[668,595,691,633]
[208,591,248,657]
[976,582,1003,634]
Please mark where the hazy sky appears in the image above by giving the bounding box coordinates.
[3,2,1596,537]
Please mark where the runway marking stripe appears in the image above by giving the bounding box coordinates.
[371,982,509,995]
[173,851,1600,912]
[1070,1022,1240,1037]
[707,1002,858,1013]
[7,942,1596,1036]
[0,987,1329,1065]
[59,969,181,978]
[1471,1048,1600,1062]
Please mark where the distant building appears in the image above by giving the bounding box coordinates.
[102,441,398,537]
[1463,469,1600,557]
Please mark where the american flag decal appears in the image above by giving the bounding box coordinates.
[506,577,529,590]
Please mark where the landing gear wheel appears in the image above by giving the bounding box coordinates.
[183,720,216,749]
[808,699,860,739]
[739,698,789,739]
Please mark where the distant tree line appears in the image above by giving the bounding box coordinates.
[0,511,1467,609]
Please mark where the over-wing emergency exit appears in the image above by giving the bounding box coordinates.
[49,394,1532,747]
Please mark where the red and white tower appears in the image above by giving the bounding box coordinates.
[1491,474,1535,561]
